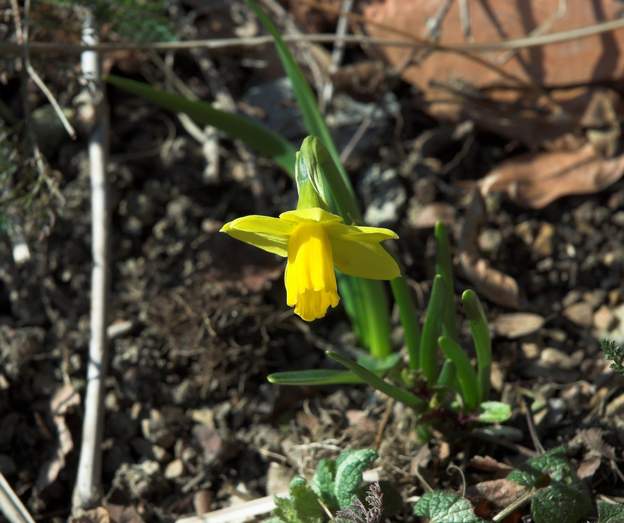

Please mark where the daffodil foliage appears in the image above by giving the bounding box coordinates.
[221,207,399,321]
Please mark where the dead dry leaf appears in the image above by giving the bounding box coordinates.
[35,384,80,493]
[460,254,521,309]
[467,478,527,509]
[469,455,513,475]
[479,144,624,208]
[493,313,545,339]
[458,190,521,308]
[362,1,624,146]
[105,504,144,523]
[408,202,456,229]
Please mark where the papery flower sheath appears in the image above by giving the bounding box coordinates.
[220,207,399,321]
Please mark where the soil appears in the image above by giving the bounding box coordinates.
[1,2,624,522]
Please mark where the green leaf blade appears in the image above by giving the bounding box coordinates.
[106,75,297,174]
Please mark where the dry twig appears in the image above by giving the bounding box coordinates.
[72,7,110,511]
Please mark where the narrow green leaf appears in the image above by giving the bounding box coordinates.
[390,277,421,369]
[243,2,358,214]
[413,491,488,523]
[462,289,492,403]
[267,369,364,386]
[477,401,512,423]
[438,336,480,411]
[419,274,446,382]
[106,75,297,174]
[434,222,458,341]
[327,351,425,409]
[245,2,393,358]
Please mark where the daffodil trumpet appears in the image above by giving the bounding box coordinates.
[220,207,400,321]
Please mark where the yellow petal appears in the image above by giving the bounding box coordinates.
[285,222,340,321]
[220,215,294,257]
[279,207,343,224]
[330,234,400,280]
[326,222,399,242]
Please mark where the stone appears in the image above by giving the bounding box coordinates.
[478,229,503,254]
[359,166,407,227]
[141,409,176,449]
[533,222,555,257]
[594,305,617,332]
[514,221,533,246]
[539,348,583,370]
[563,302,594,327]
[164,459,184,480]
[493,313,545,339]
[521,343,540,359]
[609,289,622,306]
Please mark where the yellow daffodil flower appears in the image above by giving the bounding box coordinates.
[220,207,400,321]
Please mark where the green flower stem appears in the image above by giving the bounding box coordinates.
[390,277,420,369]
[462,289,492,403]
[419,274,445,382]
[438,336,480,411]
[327,351,425,409]
[434,222,458,341]
[246,0,394,358]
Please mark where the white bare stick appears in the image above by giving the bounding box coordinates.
[320,0,354,112]
[0,473,36,523]
[72,8,110,511]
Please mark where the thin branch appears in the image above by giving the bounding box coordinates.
[0,473,36,523]
[0,16,623,56]
[320,0,353,112]
[72,7,110,511]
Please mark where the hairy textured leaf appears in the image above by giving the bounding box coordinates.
[272,476,324,523]
[334,449,378,509]
[598,501,624,523]
[477,401,512,424]
[312,458,337,508]
[413,491,488,523]
[507,447,592,523]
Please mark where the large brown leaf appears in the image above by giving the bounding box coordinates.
[362,1,624,147]
[479,143,624,208]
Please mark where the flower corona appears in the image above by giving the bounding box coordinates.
[220,207,399,321]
